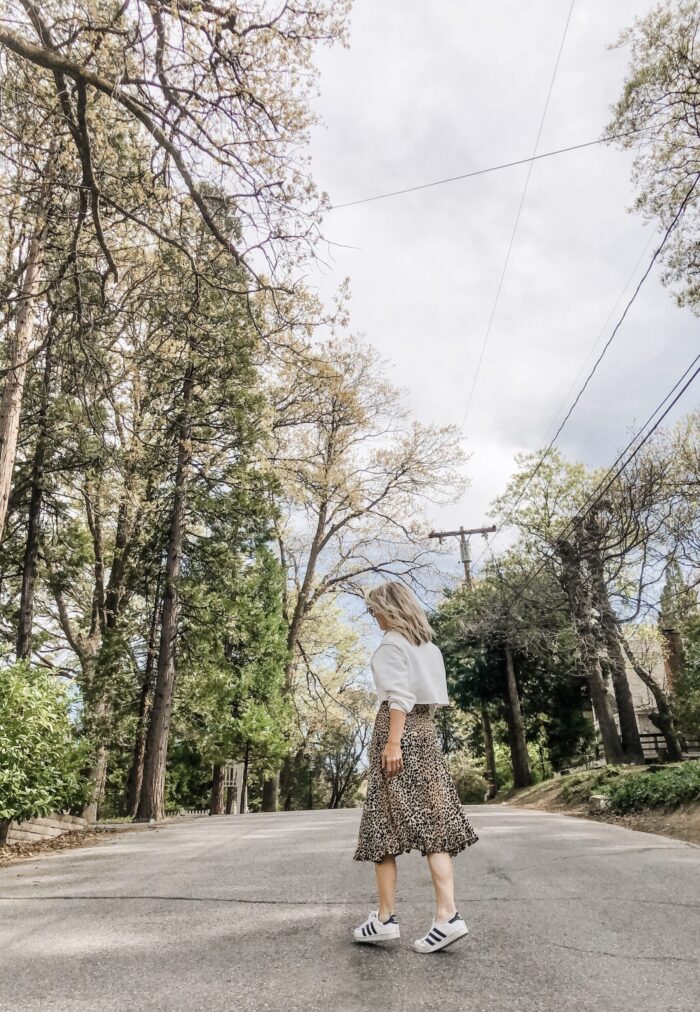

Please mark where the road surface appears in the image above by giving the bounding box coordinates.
[1,807,698,1011]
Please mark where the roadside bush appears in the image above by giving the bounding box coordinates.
[493,742,514,792]
[560,767,623,805]
[447,750,488,803]
[606,762,700,813]
[0,662,91,844]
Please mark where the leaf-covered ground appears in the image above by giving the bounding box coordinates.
[0,828,118,868]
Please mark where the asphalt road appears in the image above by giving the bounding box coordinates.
[1,806,699,1012]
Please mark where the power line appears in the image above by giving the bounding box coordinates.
[327,135,636,212]
[495,350,700,606]
[541,177,700,449]
[460,0,577,430]
[539,232,656,446]
[473,172,700,571]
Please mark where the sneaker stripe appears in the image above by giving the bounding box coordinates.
[432,928,446,939]
[362,925,367,936]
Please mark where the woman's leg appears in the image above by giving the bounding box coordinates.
[375,855,397,920]
[426,851,457,922]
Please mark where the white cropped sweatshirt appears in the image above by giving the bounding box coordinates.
[370,630,450,714]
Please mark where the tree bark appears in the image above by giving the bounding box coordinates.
[83,742,108,823]
[599,622,645,764]
[0,817,12,846]
[503,644,532,789]
[239,743,249,815]
[586,518,644,764]
[621,637,683,762]
[558,538,625,765]
[481,703,498,798]
[0,150,55,540]
[225,785,236,815]
[210,764,225,815]
[16,329,54,658]
[261,773,279,813]
[125,674,152,819]
[280,748,305,811]
[125,575,161,818]
[136,366,193,822]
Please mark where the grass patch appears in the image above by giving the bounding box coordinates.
[559,767,625,805]
[606,762,700,813]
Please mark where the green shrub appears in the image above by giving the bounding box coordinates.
[560,766,623,805]
[447,750,488,803]
[606,762,700,813]
[0,662,91,841]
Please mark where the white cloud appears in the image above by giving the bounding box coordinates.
[307,0,699,541]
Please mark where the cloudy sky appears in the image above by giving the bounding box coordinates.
[305,0,697,579]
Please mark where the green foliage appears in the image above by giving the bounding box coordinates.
[607,0,700,309]
[675,614,700,737]
[659,560,697,630]
[434,567,594,777]
[493,741,515,792]
[0,663,91,825]
[447,750,488,803]
[559,767,624,805]
[606,763,700,813]
[165,742,213,813]
[175,546,291,783]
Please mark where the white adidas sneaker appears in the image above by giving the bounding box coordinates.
[353,909,401,944]
[413,911,469,953]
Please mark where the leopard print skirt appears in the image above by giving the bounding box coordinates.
[354,702,479,862]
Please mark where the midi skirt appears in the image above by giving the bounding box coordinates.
[354,702,479,862]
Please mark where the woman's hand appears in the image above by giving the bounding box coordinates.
[381,740,403,777]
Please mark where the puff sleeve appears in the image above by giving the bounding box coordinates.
[371,643,416,713]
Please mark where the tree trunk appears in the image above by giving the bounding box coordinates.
[239,743,249,815]
[503,644,532,789]
[261,772,279,813]
[621,637,684,762]
[225,785,236,815]
[125,573,161,818]
[586,521,644,764]
[280,748,305,811]
[16,329,54,658]
[83,743,108,823]
[210,764,225,815]
[600,623,644,764]
[481,703,498,798]
[0,818,12,846]
[0,151,55,540]
[136,367,193,822]
[557,538,625,765]
[125,675,151,819]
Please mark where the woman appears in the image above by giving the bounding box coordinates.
[353,581,478,953]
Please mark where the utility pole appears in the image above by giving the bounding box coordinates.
[428,525,496,587]
[429,522,499,799]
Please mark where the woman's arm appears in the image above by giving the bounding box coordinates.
[382,707,406,777]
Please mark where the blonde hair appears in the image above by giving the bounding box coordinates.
[366,581,434,646]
